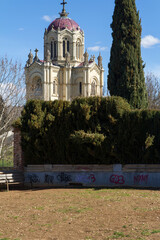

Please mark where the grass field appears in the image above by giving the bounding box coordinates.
[0,188,159,240]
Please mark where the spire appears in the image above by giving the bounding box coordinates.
[98,52,103,68]
[59,0,69,17]
[84,50,89,66]
[34,48,39,61]
[28,50,33,65]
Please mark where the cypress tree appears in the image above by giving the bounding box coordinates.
[108,0,148,109]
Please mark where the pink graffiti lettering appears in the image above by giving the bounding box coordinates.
[110,175,125,184]
[134,175,148,184]
[88,174,96,183]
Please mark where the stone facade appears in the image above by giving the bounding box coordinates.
[25,2,104,102]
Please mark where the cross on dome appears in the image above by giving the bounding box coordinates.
[61,0,67,11]
[60,0,69,17]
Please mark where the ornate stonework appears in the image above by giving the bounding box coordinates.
[25,1,104,101]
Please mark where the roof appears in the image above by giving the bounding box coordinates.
[77,60,94,68]
[48,17,81,32]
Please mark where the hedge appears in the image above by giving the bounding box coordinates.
[14,96,160,165]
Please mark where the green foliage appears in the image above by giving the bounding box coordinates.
[145,134,155,149]
[108,0,148,109]
[117,110,160,164]
[17,97,160,165]
[70,130,106,164]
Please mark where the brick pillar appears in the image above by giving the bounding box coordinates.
[13,128,24,170]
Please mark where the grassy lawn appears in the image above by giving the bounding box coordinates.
[0,188,159,239]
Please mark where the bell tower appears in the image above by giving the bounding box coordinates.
[43,0,84,67]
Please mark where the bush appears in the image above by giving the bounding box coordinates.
[15,97,160,165]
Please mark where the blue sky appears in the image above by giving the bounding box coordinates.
[1,0,160,88]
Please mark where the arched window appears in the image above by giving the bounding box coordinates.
[63,40,65,58]
[63,38,70,58]
[31,77,42,96]
[54,42,57,58]
[53,81,56,94]
[51,40,57,59]
[76,40,81,60]
[67,41,70,52]
[91,81,96,96]
[51,41,53,59]
[79,82,82,95]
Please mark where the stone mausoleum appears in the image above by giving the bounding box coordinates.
[25,0,104,101]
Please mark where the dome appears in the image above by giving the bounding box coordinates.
[48,17,81,32]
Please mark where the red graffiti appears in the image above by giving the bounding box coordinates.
[110,175,125,184]
[134,175,148,184]
[88,174,96,183]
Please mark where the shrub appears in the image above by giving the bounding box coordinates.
[15,97,160,165]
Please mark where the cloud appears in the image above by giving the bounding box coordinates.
[141,35,160,48]
[42,15,52,22]
[42,15,58,22]
[88,46,108,52]
[18,28,24,31]
[100,46,108,51]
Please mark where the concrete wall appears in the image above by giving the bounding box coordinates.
[25,164,160,188]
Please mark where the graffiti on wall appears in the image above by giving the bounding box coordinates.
[26,173,96,185]
[25,172,152,187]
[57,172,72,183]
[27,174,40,183]
[134,175,149,184]
[75,174,96,184]
[88,174,96,183]
[45,174,54,184]
[110,175,125,184]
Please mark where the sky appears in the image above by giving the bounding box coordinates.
[1,0,160,89]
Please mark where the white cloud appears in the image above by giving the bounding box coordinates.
[42,15,57,22]
[88,46,108,52]
[42,15,52,22]
[100,46,108,51]
[141,35,160,48]
[18,28,24,31]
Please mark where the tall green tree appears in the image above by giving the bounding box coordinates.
[107,0,148,109]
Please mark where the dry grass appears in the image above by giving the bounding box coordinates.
[0,188,160,240]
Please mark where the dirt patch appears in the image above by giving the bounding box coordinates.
[0,188,159,240]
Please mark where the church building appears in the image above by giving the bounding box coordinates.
[25,0,104,101]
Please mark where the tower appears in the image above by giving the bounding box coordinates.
[25,0,104,101]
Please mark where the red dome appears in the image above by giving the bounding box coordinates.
[48,17,81,32]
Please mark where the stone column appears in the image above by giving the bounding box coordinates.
[83,69,87,97]
[73,33,77,61]
[86,69,90,97]
[63,68,66,100]
[49,65,52,100]
[13,128,24,170]
[100,69,104,96]
[44,67,49,100]
[46,66,50,101]
[57,30,62,61]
